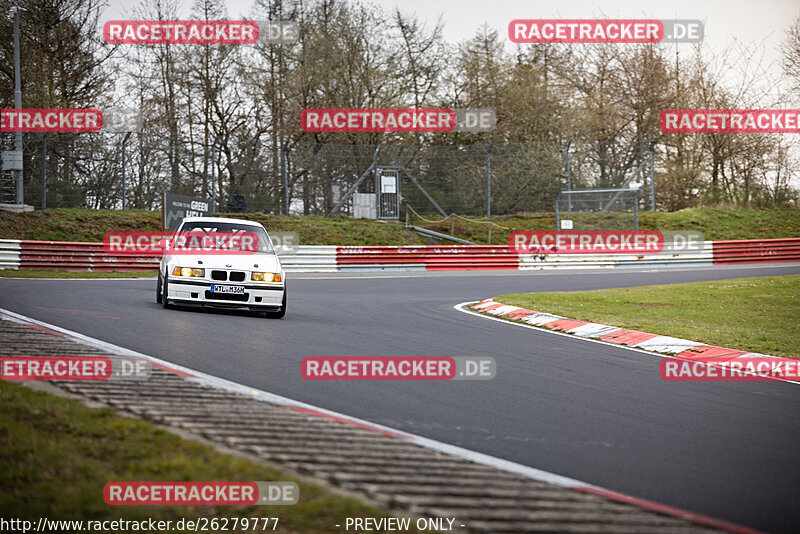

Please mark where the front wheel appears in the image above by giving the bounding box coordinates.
[156,274,163,304]
[265,290,286,319]
[162,276,171,309]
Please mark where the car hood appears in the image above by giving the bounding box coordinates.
[167,252,281,272]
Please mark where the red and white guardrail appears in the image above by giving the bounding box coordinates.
[0,238,798,272]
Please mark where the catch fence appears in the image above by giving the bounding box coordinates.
[0,132,657,218]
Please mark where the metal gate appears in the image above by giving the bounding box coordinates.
[376,166,400,219]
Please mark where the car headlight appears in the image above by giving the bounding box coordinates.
[171,267,204,277]
[252,272,281,282]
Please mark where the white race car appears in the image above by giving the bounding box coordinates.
[157,217,287,318]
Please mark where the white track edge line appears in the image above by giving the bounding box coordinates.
[0,306,593,490]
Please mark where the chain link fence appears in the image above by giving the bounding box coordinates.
[0,131,656,217]
[555,188,642,230]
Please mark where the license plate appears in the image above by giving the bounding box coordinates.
[210,284,244,295]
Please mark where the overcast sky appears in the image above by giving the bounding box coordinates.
[102,0,800,91]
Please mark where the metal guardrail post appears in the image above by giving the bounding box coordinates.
[41,133,49,210]
[486,141,493,243]
[487,143,494,243]
[375,161,380,220]
[210,133,220,212]
[565,140,572,211]
[121,132,131,210]
[649,139,656,211]
[282,139,289,215]
[12,7,24,205]
[555,191,561,230]
[487,143,493,219]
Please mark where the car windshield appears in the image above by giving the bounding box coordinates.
[177,222,273,253]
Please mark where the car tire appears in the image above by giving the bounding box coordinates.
[265,290,286,319]
[162,276,171,309]
[156,274,163,304]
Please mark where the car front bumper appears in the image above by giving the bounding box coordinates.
[166,278,284,310]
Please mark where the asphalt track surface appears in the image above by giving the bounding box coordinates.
[2,264,800,533]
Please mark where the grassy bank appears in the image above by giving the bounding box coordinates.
[1,207,798,245]
[494,275,800,359]
[413,207,800,244]
[0,209,425,246]
[0,381,425,533]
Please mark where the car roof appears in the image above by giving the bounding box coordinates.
[180,216,263,227]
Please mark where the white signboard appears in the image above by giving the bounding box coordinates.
[380,175,397,194]
[2,151,23,171]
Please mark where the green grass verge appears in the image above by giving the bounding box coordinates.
[0,270,157,278]
[0,209,425,246]
[412,207,800,244]
[0,381,426,533]
[1,207,798,245]
[494,275,800,359]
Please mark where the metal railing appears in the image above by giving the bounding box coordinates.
[2,238,797,273]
